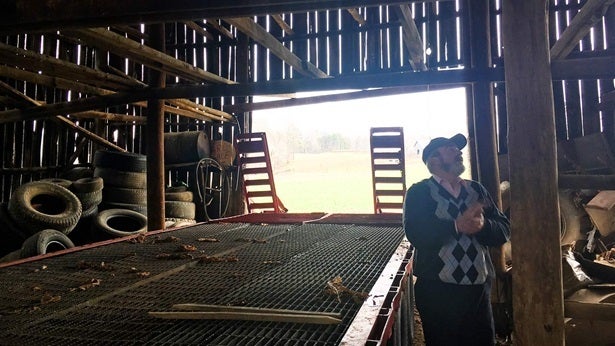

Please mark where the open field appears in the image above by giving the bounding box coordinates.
[272,151,432,213]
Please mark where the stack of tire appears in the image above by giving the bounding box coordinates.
[165,185,197,228]
[93,150,148,240]
[68,176,104,245]
[0,180,80,262]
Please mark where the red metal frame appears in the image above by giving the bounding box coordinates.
[235,132,285,213]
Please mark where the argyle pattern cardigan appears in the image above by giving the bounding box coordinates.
[403,177,510,285]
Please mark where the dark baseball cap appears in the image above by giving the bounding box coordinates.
[421,133,467,163]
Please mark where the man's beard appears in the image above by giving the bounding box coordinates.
[443,160,465,176]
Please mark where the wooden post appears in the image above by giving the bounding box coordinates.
[502,1,564,344]
[146,23,166,231]
[468,0,500,203]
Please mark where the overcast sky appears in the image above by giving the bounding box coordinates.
[252,87,469,146]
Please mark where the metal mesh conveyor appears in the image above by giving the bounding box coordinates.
[0,214,411,345]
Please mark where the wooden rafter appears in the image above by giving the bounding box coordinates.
[347,9,367,26]
[204,19,235,39]
[271,14,295,35]
[0,63,234,123]
[550,0,615,60]
[225,17,329,78]
[0,80,126,152]
[394,4,426,71]
[183,21,215,41]
[62,28,236,84]
[0,42,137,90]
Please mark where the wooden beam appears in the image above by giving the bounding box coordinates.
[550,0,615,60]
[502,1,564,344]
[559,174,615,189]
[0,42,138,90]
[183,21,214,41]
[223,85,433,113]
[0,56,612,123]
[203,19,235,39]
[63,28,235,84]
[102,64,235,121]
[394,4,426,71]
[69,111,147,123]
[225,17,329,78]
[0,0,421,33]
[347,9,367,26]
[0,64,231,122]
[270,14,295,36]
[0,80,126,152]
[148,311,342,324]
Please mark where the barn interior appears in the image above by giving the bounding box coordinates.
[0,1,615,345]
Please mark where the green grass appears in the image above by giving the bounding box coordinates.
[272,151,433,213]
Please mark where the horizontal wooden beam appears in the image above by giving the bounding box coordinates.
[0,0,423,33]
[223,85,437,113]
[0,56,612,124]
[558,174,615,190]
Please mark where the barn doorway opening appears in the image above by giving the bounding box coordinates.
[252,87,469,213]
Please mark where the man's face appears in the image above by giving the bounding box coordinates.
[435,143,465,176]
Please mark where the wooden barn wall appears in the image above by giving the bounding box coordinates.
[492,1,615,155]
[1,1,614,204]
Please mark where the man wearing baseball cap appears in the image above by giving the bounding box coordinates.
[404,133,510,345]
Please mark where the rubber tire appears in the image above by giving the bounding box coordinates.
[165,190,194,202]
[94,167,147,189]
[39,178,73,189]
[8,181,82,235]
[165,201,196,220]
[94,150,147,172]
[100,202,147,216]
[20,229,75,258]
[74,190,103,210]
[166,185,188,193]
[165,218,196,228]
[61,166,93,181]
[0,249,21,263]
[103,186,147,204]
[71,177,104,193]
[92,209,147,238]
[0,203,28,255]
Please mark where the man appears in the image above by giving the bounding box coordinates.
[403,133,510,345]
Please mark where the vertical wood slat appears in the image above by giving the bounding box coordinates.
[308,12,318,66]
[550,5,568,140]
[565,80,583,138]
[388,6,401,71]
[340,9,358,74]
[317,10,328,73]
[292,12,308,78]
[365,7,380,71]
[495,84,508,154]
[426,3,438,68]
[328,9,340,76]
[256,16,268,82]
[269,15,284,80]
[439,0,457,66]
[381,6,390,70]
[601,6,615,142]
